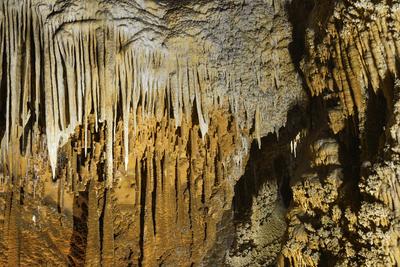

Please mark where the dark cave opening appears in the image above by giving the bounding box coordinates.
[229,104,309,266]
[232,135,291,222]
[233,104,308,229]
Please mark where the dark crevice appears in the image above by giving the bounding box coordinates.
[152,156,157,236]
[365,89,388,159]
[336,116,362,254]
[138,159,147,267]
[174,157,179,223]
[187,130,193,257]
[60,52,71,125]
[0,42,7,144]
[274,156,292,208]
[68,189,89,266]
[286,0,314,69]
[99,189,107,256]
[214,146,220,186]
[19,187,24,206]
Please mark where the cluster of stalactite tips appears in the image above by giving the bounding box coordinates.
[0,0,400,266]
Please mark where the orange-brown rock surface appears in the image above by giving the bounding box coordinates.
[0,0,400,266]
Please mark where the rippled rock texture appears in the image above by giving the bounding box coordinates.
[0,0,399,266]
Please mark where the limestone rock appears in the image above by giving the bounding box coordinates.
[1,0,400,266]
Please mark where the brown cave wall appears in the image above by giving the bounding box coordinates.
[1,109,247,266]
[1,0,400,266]
[0,0,305,265]
[280,0,400,266]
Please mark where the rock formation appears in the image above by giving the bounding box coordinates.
[0,0,399,266]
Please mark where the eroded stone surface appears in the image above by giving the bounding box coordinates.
[1,0,400,266]
[0,0,304,266]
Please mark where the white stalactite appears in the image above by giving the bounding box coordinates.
[0,0,273,183]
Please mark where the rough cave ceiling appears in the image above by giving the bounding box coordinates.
[0,0,399,266]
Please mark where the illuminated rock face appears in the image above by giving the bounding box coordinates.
[0,0,399,266]
[0,0,304,265]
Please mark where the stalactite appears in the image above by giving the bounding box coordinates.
[0,0,261,184]
[0,0,305,265]
[303,0,400,133]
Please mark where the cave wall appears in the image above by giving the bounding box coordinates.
[0,0,399,266]
[281,1,400,266]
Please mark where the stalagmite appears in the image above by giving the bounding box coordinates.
[85,181,101,266]
[4,0,399,266]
